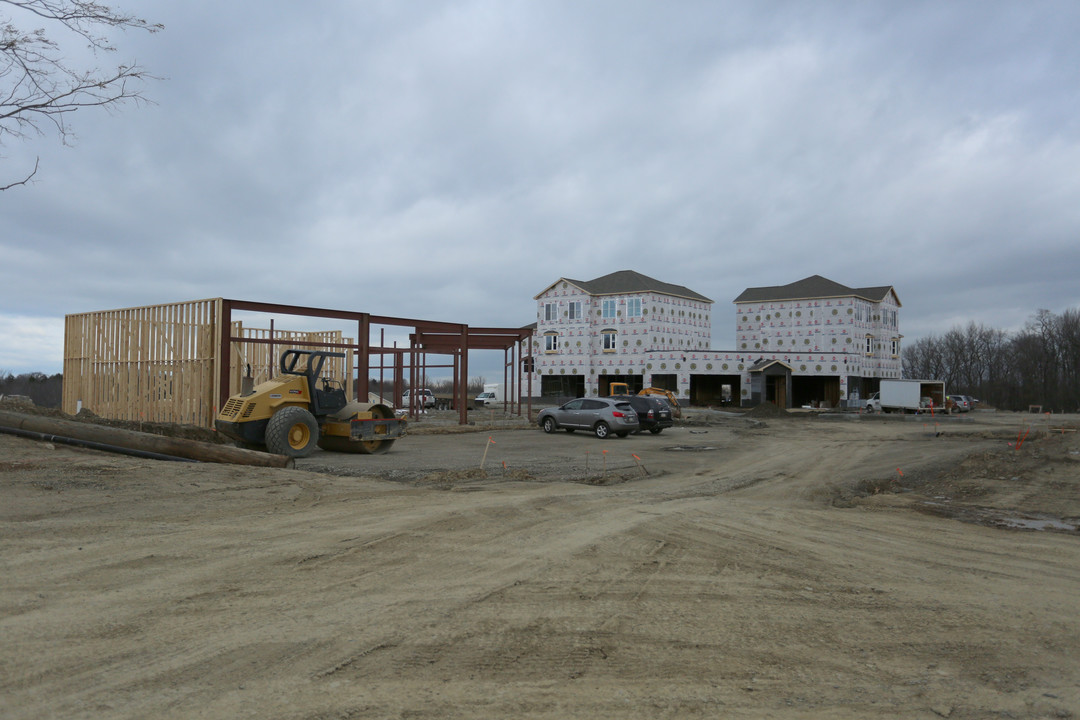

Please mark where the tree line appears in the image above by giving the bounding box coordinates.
[0,372,63,407]
[902,307,1080,412]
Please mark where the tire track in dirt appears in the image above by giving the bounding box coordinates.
[4,418,1080,719]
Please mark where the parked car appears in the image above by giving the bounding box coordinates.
[613,394,673,434]
[401,388,436,409]
[964,395,979,410]
[946,394,969,412]
[537,397,639,438]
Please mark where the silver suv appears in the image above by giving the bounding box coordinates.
[946,394,969,412]
[537,397,639,438]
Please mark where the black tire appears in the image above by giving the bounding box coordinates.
[266,406,320,458]
[542,416,556,433]
[649,427,663,435]
[594,421,610,439]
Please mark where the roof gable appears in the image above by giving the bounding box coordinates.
[852,285,901,305]
[533,278,591,299]
[748,359,793,372]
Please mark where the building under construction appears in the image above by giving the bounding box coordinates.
[63,298,533,427]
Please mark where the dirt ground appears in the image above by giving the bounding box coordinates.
[2,404,1079,719]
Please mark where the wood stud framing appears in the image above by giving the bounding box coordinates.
[63,299,220,426]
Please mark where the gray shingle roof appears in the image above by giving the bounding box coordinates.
[748,359,793,372]
[541,270,712,303]
[734,275,898,305]
[851,285,895,302]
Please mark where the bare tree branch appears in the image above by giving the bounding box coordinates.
[1,0,161,188]
[0,152,35,188]
[3,0,161,47]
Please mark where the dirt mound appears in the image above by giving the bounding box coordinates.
[0,395,66,417]
[744,401,787,418]
[839,426,1080,533]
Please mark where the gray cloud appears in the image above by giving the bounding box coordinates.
[2,1,1078,375]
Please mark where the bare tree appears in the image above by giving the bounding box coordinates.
[1,0,162,189]
[1059,309,1080,411]
[972,323,1009,404]
[902,312,1079,411]
[902,335,945,382]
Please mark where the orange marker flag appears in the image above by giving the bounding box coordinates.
[1016,427,1031,450]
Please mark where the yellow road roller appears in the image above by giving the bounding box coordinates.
[215,349,406,458]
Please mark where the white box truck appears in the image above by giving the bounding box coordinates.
[866,379,948,414]
[474,383,504,408]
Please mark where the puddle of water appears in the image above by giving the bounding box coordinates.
[922,502,1079,533]
[997,516,1079,531]
[664,446,716,452]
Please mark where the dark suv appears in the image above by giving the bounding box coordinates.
[614,395,674,434]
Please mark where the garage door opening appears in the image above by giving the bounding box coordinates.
[690,374,741,406]
[596,374,643,396]
[540,374,585,401]
[791,376,841,408]
[649,373,677,392]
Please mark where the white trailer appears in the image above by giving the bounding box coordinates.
[866,379,948,414]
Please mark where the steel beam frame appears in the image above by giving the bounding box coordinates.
[217,299,532,425]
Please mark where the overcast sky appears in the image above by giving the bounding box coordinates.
[2,1,1079,377]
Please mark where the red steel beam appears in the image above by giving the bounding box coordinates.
[216,299,526,424]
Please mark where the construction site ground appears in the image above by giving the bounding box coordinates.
[2,402,1079,719]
